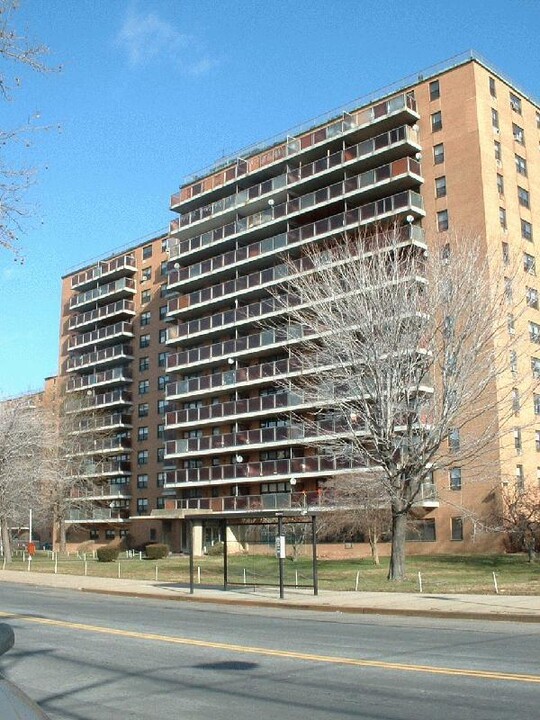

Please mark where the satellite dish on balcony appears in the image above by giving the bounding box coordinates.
[290,478,297,486]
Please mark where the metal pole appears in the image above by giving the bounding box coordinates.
[188,521,194,595]
[278,514,284,599]
[222,519,228,591]
[312,514,319,596]
[28,509,32,544]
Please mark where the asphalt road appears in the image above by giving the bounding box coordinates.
[0,582,538,720]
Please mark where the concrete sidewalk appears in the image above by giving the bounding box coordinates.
[1,569,539,622]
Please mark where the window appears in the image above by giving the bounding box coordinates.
[160,260,168,276]
[522,220,533,242]
[157,447,165,463]
[449,467,462,490]
[158,351,168,368]
[530,322,540,343]
[527,287,539,309]
[159,329,167,343]
[496,173,504,195]
[260,449,291,461]
[158,375,168,390]
[451,517,464,541]
[157,424,165,440]
[448,428,460,451]
[435,176,447,198]
[138,379,149,395]
[160,284,169,299]
[515,154,527,176]
[513,387,521,413]
[140,311,151,326]
[510,350,517,375]
[504,278,513,302]
[524,252,536,274]
[406,519,436,542]
[502,242,510,265]
[139,356,149,372]
[159,305,168,321]
[512,123,525,144]
[535,394,540,415]
[137,450,148,465]
[437,209,449,231]
[141,289,151,304]
[141,267,152,282]
[161,237,168,253]
[89,529,99,540]
[142,244,153,259]
[261,482,290,494]
[537,111,540,130]
[431,111,442,132]
[499,207,507,230]
[489,76,496,97]
[156,498,165,510]
[536,431,540,452]
[507,313,515,335]
[510,92,522,114]
[138,403,149,418]
[157,472,166,487]
[491,108,499,130]
[494,140,501,160]
[516,464,525,491]
[137,498,149,515]
[532,357,540,379]
[514,427,522,452]
[137,474,148,489]
[433,143,444,164]
[183,458,203,469]
[518,187,530,209]
[157,399,167,414]
[429,79,440,100]
[138,426,149,441]
[184,428,203,439]
[105,529,116,540]
[140,334,150,348]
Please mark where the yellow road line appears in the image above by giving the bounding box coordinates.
[1,610,539,684]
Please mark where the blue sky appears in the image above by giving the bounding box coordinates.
[1,0,540,397]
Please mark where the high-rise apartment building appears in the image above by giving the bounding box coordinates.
[59,53,540,554]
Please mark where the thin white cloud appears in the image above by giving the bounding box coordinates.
[115,7,216,75]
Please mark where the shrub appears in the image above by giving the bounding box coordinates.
[145,543,169,560]
[206,542,224,556]
[96,546,120,563]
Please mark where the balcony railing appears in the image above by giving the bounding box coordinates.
[66,508,130,522]
[165,391,308,428]
[68,300,135,331]
[71,254,136,290]
[165,455,373,486]
[71,437,132,455]
[68,321,133,351]
[171,491,322,512]
[71,413,132,434]
[66,367,132,393]
[68,390,132,412]
[77,460,131,477]
[66,344,133,372]
[169,159,422,262]
[71,483,132,500]
[171,92,417,208]
[69,277,136,310]
[165,421,365,458]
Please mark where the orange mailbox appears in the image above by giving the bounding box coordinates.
[27,543,36,556]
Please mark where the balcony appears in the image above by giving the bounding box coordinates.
[164,421,366,459]
[71,254,136,291]
[68,300,135,331]
[169,160,423,265]
[68,321,134,351]
[71,413,132,434]
[68,389,132,412]
[66,508,130,523]
[71,483,132,500]
[70,436,132,456]
[171,92,418,213]
[66,367,132,393]
[66,344,133,372]
[76,460,131,478]
[165,454,374,488]
[69,277,136,311]
[165,391,309,429]
[168,490,322,513]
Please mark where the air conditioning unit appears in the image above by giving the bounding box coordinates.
[496,159,503,168]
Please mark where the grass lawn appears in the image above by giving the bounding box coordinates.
[4,551,540,594]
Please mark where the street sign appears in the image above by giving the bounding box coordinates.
[275,535,286,559]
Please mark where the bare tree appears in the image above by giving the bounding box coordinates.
[1,0,55,258]
[319,475,391,565]
[275,224,521,580]
[0,395,51,562]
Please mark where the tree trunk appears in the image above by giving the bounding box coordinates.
[368,530,380,565]
[1,521,12,564]
[387,510,407,580]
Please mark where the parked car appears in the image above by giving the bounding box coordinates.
[0,624,50,718]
